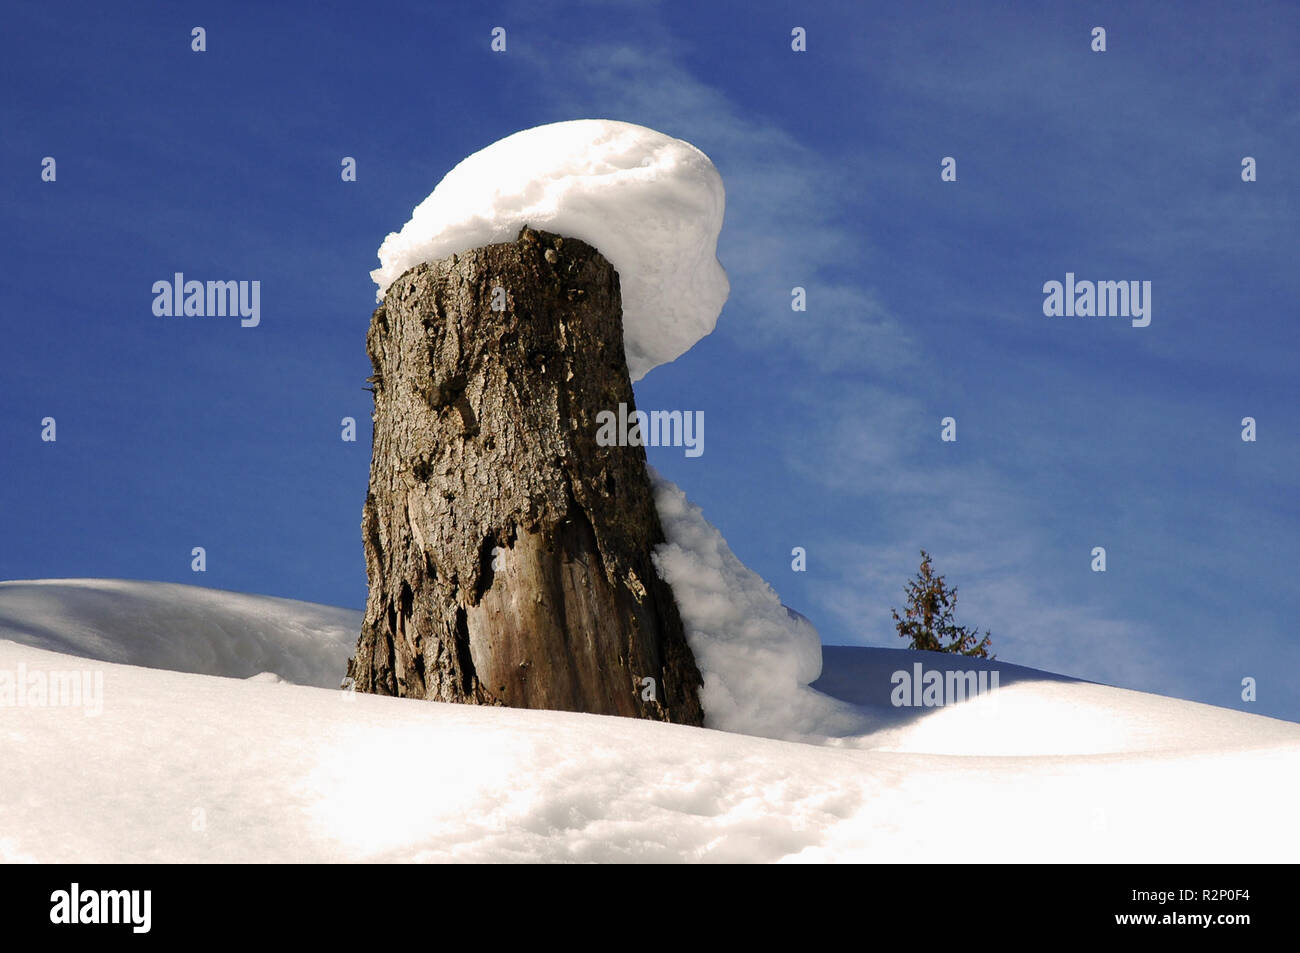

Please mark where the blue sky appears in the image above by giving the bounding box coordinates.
[3,1,1297,719]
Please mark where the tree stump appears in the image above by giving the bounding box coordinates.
[346,226,705,725]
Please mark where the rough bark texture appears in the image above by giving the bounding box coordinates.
[346,226,705,725]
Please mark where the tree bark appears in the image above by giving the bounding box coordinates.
[346,226,704,725]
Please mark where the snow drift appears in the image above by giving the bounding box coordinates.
[650,471,871,742]
[1,583,1298,863]
[0,579,355,687]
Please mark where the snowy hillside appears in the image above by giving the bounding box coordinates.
[2,579,1297,862]
[0,579,356,687]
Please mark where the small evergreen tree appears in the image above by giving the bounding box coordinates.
[891,550,993,658]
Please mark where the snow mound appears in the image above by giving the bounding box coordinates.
[650,472,870,742]
[371,119,730,381]
[0,579,357,689]
[813,646,1300,756]
[3,582,1299,861]
[3,635,1298,862]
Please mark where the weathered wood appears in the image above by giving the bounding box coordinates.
[346,226,704,725]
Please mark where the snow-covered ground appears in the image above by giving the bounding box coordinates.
[2,578,1297,863]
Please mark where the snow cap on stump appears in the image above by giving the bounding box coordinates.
[371,119,729,381]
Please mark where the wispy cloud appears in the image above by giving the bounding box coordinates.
[780,380,1171,690]
[514,37,914,375]
[513,13,1168,691]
